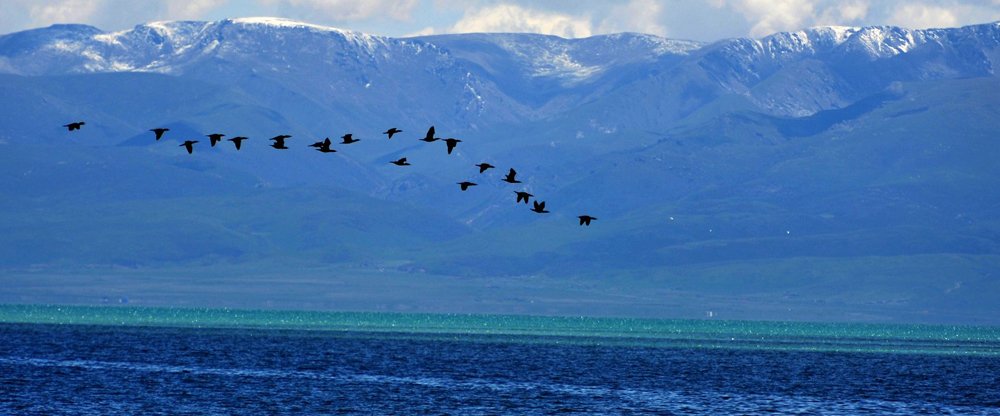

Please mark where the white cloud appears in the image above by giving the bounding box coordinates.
[726,0,818,37]
[1,0,998,41]
[887,4,960,29]
[708,0,999,38]
[0,0,232,33]
[597,0,668,36]
[402,26,436,37]
[836,1,870,21]
[259,0,419,21]
[813,0,869,26]
[25,0,104,26]
[167,0,230,20]
[449,4,593,38]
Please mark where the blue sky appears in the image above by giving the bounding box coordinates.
[1,0,999,40]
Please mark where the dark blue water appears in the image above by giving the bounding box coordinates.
[2,323,999,414]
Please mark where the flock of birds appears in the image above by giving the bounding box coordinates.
[63,121,598,226]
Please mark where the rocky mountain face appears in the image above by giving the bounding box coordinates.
[1,18,999,323]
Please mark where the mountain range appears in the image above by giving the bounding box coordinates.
[1,18,999,324]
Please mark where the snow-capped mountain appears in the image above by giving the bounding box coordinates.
[0,18,528,131]
[545,21,1000,123]
[2,18,998,122]
[2,19,1000,323]
[1,17,417,75]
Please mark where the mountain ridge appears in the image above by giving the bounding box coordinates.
[1,18,999,323]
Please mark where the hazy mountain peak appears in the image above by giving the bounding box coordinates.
[225,17,387,50]
[229,16,344,31]
[415,31,701,88]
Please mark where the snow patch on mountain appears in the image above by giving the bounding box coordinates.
[228,17,388,53]
[1,18,998,123]
[846,26,929,58]
[417,32,701,88]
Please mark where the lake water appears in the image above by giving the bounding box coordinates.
[1,304,999,414]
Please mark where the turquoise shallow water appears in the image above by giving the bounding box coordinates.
[3,304,1000,414]
[1,304,998,355]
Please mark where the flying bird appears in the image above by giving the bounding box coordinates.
[180,140,198,154]
[150,128,169,140]
[391,157,411,166]
[316,138,336,153]
[63,122,85,131]
[444,138,461,154]
[383,128,402,139]
[475,163,495,173]
[227,136,247,150]
[270,135,290,149]
[531,200,549,214]
[503,168,521,184]
[341,134,359,144]
[578,215,597,226]
[308,137,331,148]
[457,181,477,191]
[207,133,225,147]
[514,191,533,204]
[420,126,439,142]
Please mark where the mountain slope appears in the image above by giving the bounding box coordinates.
[1,19,999,323]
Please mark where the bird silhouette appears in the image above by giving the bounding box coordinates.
[383,128,402,139]
[475,163,495,173]
[514,191,533,204]
[207,133,225,147]
[341,134,359,144]
[150,128,169,140]
[180,140,198,154]
[227,136,247,150]
[531,200,549,214]
[391,157,411,166]
[420,126,439,142]
[578,215,597,226]
[444,138,461,154]
[308,137,331,148]
[503,168,521,184]
[63,121,85,131]
[458,181,477,191]
[270,135,290,149]
[316,138,336,153]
